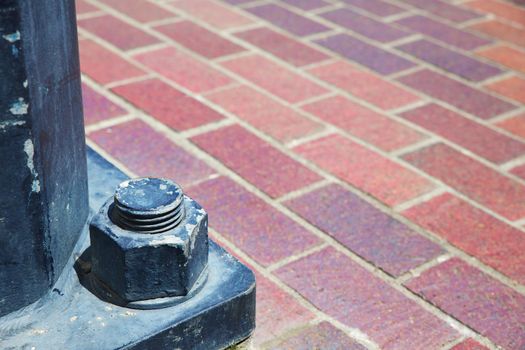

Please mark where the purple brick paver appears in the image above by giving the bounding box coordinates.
[396,39,503,82]
[246,4,330,37]
[187,177,320,266]
[406,258,525,350]
[343,0,406,17]
[398,69,516,119]
[321,8,411,43]
[315,33,416,75]
[79,0,525,346]
[285,184,443,276]
[276,248,459,349]
[395,15,491,50]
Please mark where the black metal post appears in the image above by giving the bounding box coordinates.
[0,0,88,316]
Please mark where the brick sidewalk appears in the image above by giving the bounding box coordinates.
[77,0,525,348]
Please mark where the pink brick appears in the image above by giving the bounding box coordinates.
[171,0,253,29]
[155,20,245,59]
[221,54,328,103]
[451,339,490,350]
[191,125,321,198]
[469,20,525,48]
[495,113,525,139]
[400,104,525,164]
[477,45,525,75]
[276,247,459,349]
[269,321,366,349]
[99,0,175,23]
[187,177,321,266]
[89,119,215,187]
[308,61,420,110]
[79,39,147,85]
[406,258,525,350]
[294,134,435,206]
[403,143,525,220]
[205,85,323,143]
[510,163,525,180]
[133,47,232,93]
[111,78,224,131]
[78,14,159,50]
[252,273,314,346]
[466,0,525,27]
[303,95,426,151]
[486,76,525,105]
[404,193,525,285]
[82,84,126,125]
[235,27,329,67]
[76,0,99,14]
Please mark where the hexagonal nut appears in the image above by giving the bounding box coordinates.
[89,195,208,302]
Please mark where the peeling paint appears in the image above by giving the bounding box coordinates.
[0,120,26,131]
[150,235,184,246]
[2,30,20,43]
[10,97,29,115]
[23,80,28,88]
[23,139,41,193]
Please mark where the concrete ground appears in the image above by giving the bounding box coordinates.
[76,0,525,349]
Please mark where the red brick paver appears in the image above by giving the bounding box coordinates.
[78,0,525,347]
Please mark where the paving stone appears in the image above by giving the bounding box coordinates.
[477,45,525,74]
[510,163,525,180]
[82,84,126,125]
[451,339,490,350]
[279,0,330,10]
[402,143,525,220]
[205,85,323,143]
[401,0,483,23]
[398,69,516,119]
[342,0,406,17]
[251,273,315,346]
[403,193,525,285]
[133,47,232,93]
[286,184,442,276]
[221,54,328,103]
[234,27,329,67]
[466,0,525,27]
[222,0,253,5]
[495,113,525,139]
[395,15,491,50]
[78,14,160,50]
[308,60,420,110]
[155,20,245,59]
[267,321,366,350]
[294,134,435,206]
[171,0,253,29]
[486,76,525,104]
[187,177,321,266]
[275,247,459,350]
[98,0,175,23]
[406,258,525,350]
[396,39,502,82]
[191,125,322,198]
[79,39,147,85]
[89,119,215,187]
[315,33,416,75]
[399,103,525,164]
[469,20,525,48]
[76,0,99,14]
[246,4,330,37]
[321,8,411,43]
[111,78,224,131]
[303,95,426,151]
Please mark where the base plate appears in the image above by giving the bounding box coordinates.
[0,148,256,350]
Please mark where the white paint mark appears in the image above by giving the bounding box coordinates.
[23,80,28,88]
[159,184,167,190]
[10,97,28,115]
[24,139,41,193]
[31,329,47,335]
[70,316,78,322]
[0,120,25,131]
[2,31,20,43]
[150,235,184,246]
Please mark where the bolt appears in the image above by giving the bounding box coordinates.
[110,178,185,233]
[89,177,209,307]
